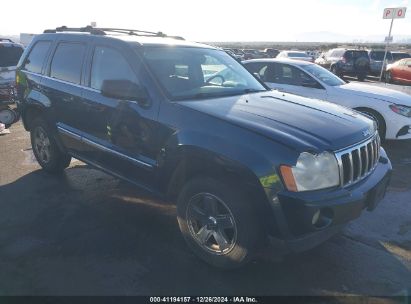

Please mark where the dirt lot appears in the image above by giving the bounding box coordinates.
[0,89,410,296]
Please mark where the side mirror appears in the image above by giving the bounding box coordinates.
[101,79,149,106]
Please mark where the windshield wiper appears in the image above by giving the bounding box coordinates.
[242,88,267,94]
[173,89,267,101]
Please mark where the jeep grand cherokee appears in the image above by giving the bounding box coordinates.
[16,26,392,269]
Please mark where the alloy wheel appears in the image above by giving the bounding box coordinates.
[186,193,237,255]
[33,126,51,164]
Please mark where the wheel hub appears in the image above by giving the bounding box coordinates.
[187,193,237,255]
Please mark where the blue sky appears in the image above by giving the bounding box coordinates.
[1,0,410,42]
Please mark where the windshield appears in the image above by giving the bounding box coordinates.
[288,52,310,58]
[0,45,24,68]
[392,52,410,61]
[301,64,346,86]
[142,47,266,101]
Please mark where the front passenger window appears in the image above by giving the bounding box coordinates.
[90,46,138,91]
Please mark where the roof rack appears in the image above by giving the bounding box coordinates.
[0,38,14,43]
[43,26,184,40]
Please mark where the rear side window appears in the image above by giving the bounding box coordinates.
[0,45,24,68]
[90,46,138,90]
[50,42,86,84]
[23,41,51,73]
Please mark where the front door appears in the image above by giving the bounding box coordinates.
[80,43,160,187]
[264,63,327,100]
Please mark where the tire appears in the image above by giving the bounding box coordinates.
[177,177,263,269]
[30,118,71,173]
[385,71,393,83]
[357,73,366,81]
[358,109,386,141]
[330,65,340,77]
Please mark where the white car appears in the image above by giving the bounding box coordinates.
[243,58,411,140]
[276,51,313,62]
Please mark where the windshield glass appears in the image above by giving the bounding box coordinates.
[288,52,310,58]
[0,46,24,67]
[391,52,410,61]
[142,47,266,101]
[301,64,346,86]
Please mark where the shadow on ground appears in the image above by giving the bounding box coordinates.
[0,163,410,296]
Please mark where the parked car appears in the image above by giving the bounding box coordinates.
[17,27,391,269]
[244,58,411,140]
[242,49,265,60]
[0,38,24,126]
[277,51,313,62]
[386,58,411,85]
[223,48,243,61]
[391,51,411,62]
[368,50,393,76]
[315,48,370,81]
[0,38,24,101]
[263,48,279,58]
[306,50,321,60]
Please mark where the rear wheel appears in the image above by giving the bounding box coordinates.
[30,118,71,173]
[357,73,366,81]
[177,177,263,269]
[331,65,341,77]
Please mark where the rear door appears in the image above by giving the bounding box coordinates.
[42,37,89,153]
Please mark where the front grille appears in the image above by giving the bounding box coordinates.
[335,133,380,187]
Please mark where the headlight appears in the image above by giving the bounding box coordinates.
[389,104,411,117]
[280,152,340,192]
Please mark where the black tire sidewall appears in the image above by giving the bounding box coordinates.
[386,71,392,83]
[360,110,386,140]
[177,177,263,269]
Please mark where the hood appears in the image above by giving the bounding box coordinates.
[338,82,411,106]
[181,91,375,152]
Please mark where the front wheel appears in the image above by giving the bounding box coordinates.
[385,71,393,83]
[30,118,72,173]
[358,109,386,141]
[177,178,263,269]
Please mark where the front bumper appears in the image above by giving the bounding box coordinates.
[267,148,392,253]
[385,113,411,140]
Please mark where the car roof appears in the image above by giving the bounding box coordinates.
[35,32,216,50]
[282,50,306,53]
[0,40,23,48]
[243,58,313,66]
